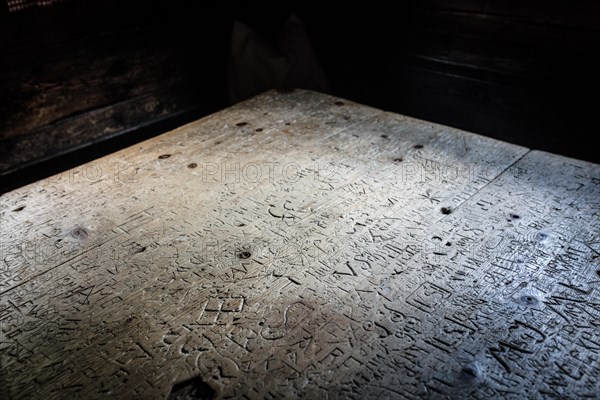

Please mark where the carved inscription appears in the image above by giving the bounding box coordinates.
[1,90,599,399]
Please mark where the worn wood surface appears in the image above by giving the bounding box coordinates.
[1,90,599,399]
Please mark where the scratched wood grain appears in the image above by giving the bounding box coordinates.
[1,90,599,399]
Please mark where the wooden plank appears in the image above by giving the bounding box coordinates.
[0,91,202,176]
[321,55,596,161]
[1,90,599,399]
[0,38,210,177]
[310,14,600,90]
[418,0,600,31]
[312,35,598,163]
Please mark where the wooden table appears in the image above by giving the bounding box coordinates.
[1,90,599,399]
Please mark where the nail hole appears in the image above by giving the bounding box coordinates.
[441,207,452,215]
[392,157,403,163]
[285,122,291,126]
[596,270,600,277]
[381,134,389,139]
[535,232,548,241]
[255,128,263,132]
[445,242,452,247]
[237,223,246,227]
[187,163,197,169]
[71,227,88,240]
[12,206,25,212]
[334,101,344,106]
[519,294,539,306]
[158,154,171,159]
[239,251,251,259]
[215,141,222,145]
[134,246,147,254]
[510,213,520,219]
[236,122,248,127]
[413,144,423,149]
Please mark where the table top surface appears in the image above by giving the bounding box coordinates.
[1,90,599,399]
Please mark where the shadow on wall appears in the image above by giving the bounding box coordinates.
[227,13,330,104]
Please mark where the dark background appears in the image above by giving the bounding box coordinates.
[1,0,599,193]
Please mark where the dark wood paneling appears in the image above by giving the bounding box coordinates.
[0,0,230,180]
[1,91,199,173]
[301,0,600,163]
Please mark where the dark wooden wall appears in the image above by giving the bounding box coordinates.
[302,1,600,162]
[1,0,599,192]
[0,1,230,191]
